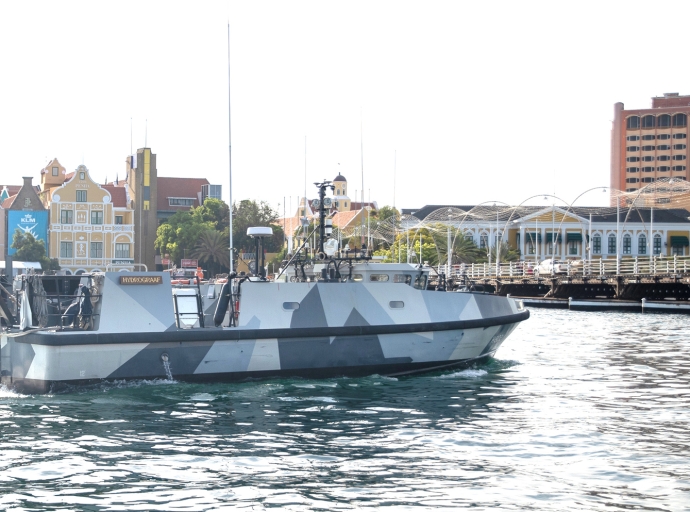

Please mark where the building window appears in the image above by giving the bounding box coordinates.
[657,166,670,172]
[623,234,631,254]
[626,157,640,162]
[642,156,654,162]
[626,167,639,173]
[626,188,637,192]
[658,155,670,161]
[592,235,601,254]
[638,235,647,255]
[642,134,655,140]
[642,166,654,172]
[673,133,687,139]
[658,114,671,127]
[479,234,488,250]
[626,178,639,183]
[672,165,686,172]
[76,190,87,202]
[608,234,616,254]
[653,235,662,255]
[641,115,655,128]
[52,166,59,176]
[627,146,639,152]
[91,211,103,224]
[79,172,85,180]
[568,240,578,255]
[641,145,655,151]
[168,197,195,206]
[60,210,73,224]
[90,242,103,258]
[672,245,685,256]
[657,144,670,151]
[642,177,655,183]
[60,242,73,258]
[115,216,123,225]
[673,113,687,127]
[673,144,686,150]
[657,198,671,204]
[626,116,640,129]
[657,134,671,140]
[527,240,535,255]
[673,154,687,160]
[115,243,130,258]
[626,135,640,141]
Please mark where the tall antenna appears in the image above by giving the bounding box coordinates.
[227,22,234,272]
[360,108,364,244]
[130,117,133,156]
[393,149,396,210]
[145,119,148,147]
[304,136,307,217]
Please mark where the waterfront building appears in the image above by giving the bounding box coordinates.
[42,164,135,274]
[404,204,690,261]
[611,93,690,205]
[1,176,48,262]
[278,173,376,253]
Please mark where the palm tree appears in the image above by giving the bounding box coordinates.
[191,229,230,277]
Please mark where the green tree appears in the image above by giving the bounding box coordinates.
[232,200,284,254]
[478,241,521,263]
[11,229,59,271]
[154,210,215,265]
[190,229,230,277]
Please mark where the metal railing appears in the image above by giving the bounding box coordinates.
[438,255,690,279]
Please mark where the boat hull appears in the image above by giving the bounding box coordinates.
[1,313,526,394]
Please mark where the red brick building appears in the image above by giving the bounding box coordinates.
[611,93,690,205]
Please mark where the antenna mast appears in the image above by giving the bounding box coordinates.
[227,22,234,272]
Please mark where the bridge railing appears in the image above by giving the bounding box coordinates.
[438,255,690,280]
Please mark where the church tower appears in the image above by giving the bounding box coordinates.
[333,173,352,212]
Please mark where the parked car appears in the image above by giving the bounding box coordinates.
[534,258,568,276]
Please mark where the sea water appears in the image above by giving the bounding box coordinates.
[0,308,688,511]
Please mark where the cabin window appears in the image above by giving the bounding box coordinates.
[60,242,73,258]
[282,302,300,310]
[61,210,73,224]
[389,301,404,309]
[350,274,363,282]
[413,275,427,290]
[76,190,87,202]
[370,274,389,282]
[91,211,103,224]
[394,274,412,284]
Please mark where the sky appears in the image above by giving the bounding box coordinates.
[2,0,689,216]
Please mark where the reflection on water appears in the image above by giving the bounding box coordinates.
[1,309,689,510]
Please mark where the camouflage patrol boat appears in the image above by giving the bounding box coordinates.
[0,183,529,394]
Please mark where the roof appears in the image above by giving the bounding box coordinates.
[2,194,17,208]
[403,204,690,224]
[157,177,209,212]
[102,185,128,208]
[333,173,346,182]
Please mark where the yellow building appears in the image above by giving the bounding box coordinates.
[42,164,135,274]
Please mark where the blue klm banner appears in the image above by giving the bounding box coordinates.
[8,210,49,255]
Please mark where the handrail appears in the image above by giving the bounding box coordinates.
[437,255,690,280]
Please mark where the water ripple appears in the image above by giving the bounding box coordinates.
[1,309,689,510]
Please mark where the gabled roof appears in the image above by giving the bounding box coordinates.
[2,194,17,209]
[102,185,128,208]
[157,177,209,211]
